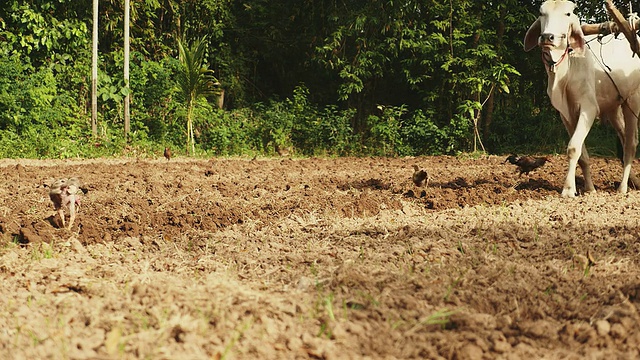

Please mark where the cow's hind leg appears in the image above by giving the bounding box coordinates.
[619,104,639,194]
[615,131,640,189]
[578,144,595,193]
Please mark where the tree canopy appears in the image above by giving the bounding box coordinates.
[0,0,630,158]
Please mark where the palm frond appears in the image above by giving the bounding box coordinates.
[177,35,219,102]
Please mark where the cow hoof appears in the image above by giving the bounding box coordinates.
[561,188,577,198]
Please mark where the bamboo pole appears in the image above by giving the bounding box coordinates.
[580,20,640,36]
[124,0,130,141]
[581,22,619,35]
[91,0,98,137]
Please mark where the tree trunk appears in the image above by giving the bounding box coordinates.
[186,102,195,155]
[124,0,131,141]
[483,93,495,139]
[483,8,506,139]
[217,88,225,109]
[190,119,195,155]
[91,0,98,137]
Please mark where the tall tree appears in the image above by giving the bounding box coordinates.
[176,36,218,155]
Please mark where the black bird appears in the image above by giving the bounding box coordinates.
[505,155,549,175]
[412,164,429,187]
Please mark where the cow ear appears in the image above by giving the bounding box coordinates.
[524,19,541,52]
[569,21,586,55]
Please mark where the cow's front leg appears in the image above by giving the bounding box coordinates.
[562,110,595,197]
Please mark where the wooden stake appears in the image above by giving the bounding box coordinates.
[604,0,640,56]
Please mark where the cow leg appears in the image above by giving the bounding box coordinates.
[560,113,579,197]
[622,139,640,189]
[620,104,639,194]
[629,170,640,189]
[578,144,595,193]
[607,108,640,190]
[614,128,640,189]
[562,110,595,197]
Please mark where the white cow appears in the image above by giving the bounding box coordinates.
[524,0,640,197]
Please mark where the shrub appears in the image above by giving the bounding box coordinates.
[400,109,448,156]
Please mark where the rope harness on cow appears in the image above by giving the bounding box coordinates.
[541,46,570,73]
[540,25,574,74]
[586,34,640,122]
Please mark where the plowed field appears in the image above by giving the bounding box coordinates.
[1,155,640,359]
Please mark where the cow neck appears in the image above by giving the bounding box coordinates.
[542,46,571,74]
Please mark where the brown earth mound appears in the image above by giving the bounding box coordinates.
[1,155,640,359]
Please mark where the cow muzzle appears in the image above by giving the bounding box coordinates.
[539,32,566,48]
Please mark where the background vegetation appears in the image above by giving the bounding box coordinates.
[0,0,627,158]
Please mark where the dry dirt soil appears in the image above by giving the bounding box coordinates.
[2,155,640,359]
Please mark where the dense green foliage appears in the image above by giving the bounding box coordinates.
[0,0,629,158]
